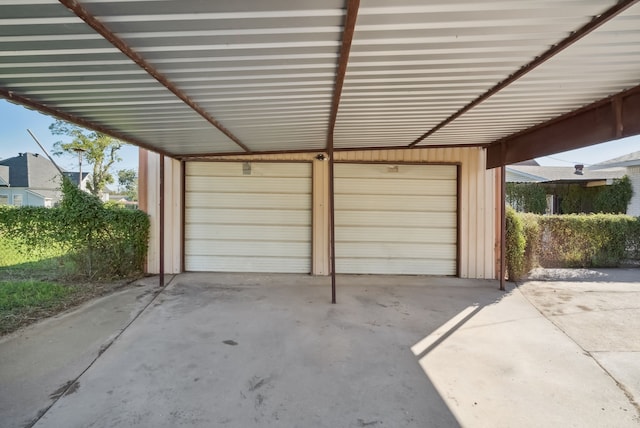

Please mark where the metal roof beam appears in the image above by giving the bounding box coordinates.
[326,0,360,151]
[58,0,250,153]
[486,84,640,169]
[409,0,640,148]
[1,87,175,158]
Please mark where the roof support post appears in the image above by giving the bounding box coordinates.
[328,150,337,304]
[499,142,506,291]
[325,0,360,304]
[159,154,165,288]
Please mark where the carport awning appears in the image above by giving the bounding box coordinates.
[2,0,640,167]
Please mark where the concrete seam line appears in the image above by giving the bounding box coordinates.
[516,283,640,420]
[25,274,178,428]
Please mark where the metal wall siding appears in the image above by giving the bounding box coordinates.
[334,163,458,275]
[184,162,311,273]
[144,153,182,274]
[146,147,495,278]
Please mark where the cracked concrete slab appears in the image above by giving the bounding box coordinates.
[0,281,159,428]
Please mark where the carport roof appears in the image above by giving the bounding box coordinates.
[2,0,640,167]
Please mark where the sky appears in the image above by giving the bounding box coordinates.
[2,98,640,170]
[0,99,139,173]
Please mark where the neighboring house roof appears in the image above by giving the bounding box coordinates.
[62,171,90,184]
[0,165,8,186]
[0,153,61,188]
[506,165,625,183]
[589,151,640,169]
[25,189,61,201]
[512,159,540,166]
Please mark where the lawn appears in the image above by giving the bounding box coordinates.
[0,233,131,336]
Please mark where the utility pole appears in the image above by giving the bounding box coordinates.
[74,147,86,189]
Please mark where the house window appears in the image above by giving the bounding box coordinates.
[13,194,23,207]
[0,195,8,205]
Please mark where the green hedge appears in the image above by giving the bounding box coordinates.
[505,211,640,279]
[0,177,149,279]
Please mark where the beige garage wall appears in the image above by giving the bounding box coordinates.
[139,150,182,274]
[141,147,498,279]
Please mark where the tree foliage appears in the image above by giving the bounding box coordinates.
[49,120,122,196]
[505,183,548,214]
[559,176,633,214]
[117,168,138,201]
[593,176,633,214]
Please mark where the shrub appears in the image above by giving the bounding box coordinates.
[538,214,631,267]
[505,207,526,280]
[0,177,149,279]
[519,213,540,273]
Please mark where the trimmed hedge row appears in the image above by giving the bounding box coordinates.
[0,178,149,279]
[506,211,640,280]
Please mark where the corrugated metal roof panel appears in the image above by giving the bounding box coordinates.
[419,2,640,147]
[1,0,639,156]
[335,0,623,148]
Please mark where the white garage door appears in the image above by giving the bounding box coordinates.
[185,162,311,273]
[335,163,458,275]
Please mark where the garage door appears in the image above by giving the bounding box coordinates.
[185,162,311,273]
[334,163,457,275]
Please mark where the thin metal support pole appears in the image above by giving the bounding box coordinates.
[500,159,506,291]
[159,154,165,288]
[328,152,337,304]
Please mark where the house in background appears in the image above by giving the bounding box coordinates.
[590,151,640,216]
[506,160,626,214]
[0,152,96,207]
[62,171,90,192]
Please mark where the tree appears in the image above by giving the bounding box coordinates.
[49,120,122,196]
[117,168,138,201]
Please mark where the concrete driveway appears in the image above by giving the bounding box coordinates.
[1,271,638,428]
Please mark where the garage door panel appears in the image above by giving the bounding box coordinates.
[185,162,311,273]
[187,176,309,194]
[336,258,456,276]
[187,256,309,273]
[186,240,310,257]
[335,194,456,212]
[185,225,308,241]
[335,163,457,276]
[337,211,456,228]
[186,208,310,226]
[186,192,311,210]
[335,178,456,196]
[337,242,456,259]
[335,164,457,180]
[336,226,456,243]
[188,162,310,178]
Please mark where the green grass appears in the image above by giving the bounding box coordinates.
[0,280,74,311]
[0,233,76,335]
[0,280,79,336]
[0,232,134,335]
